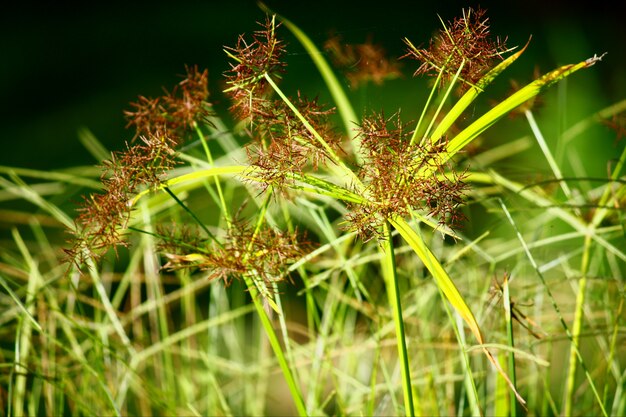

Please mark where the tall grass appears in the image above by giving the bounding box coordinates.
[1,5,624,416]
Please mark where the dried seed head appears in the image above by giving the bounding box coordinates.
[324,33,402,88]
[160,216,311,288]
[402,7,508,93]
[345,111,468,240]
[224,15,287,120]
[125,65,211,141]
[245,93,342,194]
[66,67,211,268]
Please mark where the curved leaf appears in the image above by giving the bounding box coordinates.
[389,215,526,406]
[430,39,531,144]
[443,54,607,163]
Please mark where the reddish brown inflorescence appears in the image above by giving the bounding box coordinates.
[402,7,508,93]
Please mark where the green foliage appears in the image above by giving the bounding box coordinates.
[1,5,624,417]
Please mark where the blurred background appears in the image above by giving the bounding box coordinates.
[1,0,624,171]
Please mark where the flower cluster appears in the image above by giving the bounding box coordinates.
[223,15,287,121]
[402,7,507,93]
[160,218,309,287]
[125,65,211,140]
[224,16,342,194]
[324,34,402,88]
[245,93,342,193]
[346,112,468,240]
[65,66,211,266]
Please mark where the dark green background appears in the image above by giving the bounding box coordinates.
[2,1,624,170]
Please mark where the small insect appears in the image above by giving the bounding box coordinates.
[488,273,546,339]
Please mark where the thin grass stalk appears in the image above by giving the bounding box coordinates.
[498,199,608,417]
[381,221,415,417]
[367,330,383,416]
[494,353,509,417]
[563,232,592,416]
[301,207,362,412]
[279,202,320,333]
[242,190,307,416]
[194,124,233,227]
[415,60,466,147]
[140,202,176,405]
[502,274,518,417]
[562,98,626,144]
[564,139,626,416]
[612,372,626,416]
[163,186,217,242]
[269,279,297,411]
[307,206,368,300]
[591,139,626,229]
[604,297,624,411]
[525,110,575,204]
[403,39,451,146]
[454,314,482,417]
[11,228,40,417]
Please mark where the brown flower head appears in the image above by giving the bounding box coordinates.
[324,33,402,88]
[125,65,211,141]
[161,216,311,288]
[245,92,342,194]
[402,7,508,93]
[224,15,287,121]
[66,68,211,267]
[345,111,468,240]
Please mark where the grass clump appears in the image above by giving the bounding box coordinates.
[1,4,624,417]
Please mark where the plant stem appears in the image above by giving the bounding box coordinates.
[381,221,415,417]
[563,233,591,416]
[499,199,607,417]
[195,124,232,226]
[242,190,307,416]
[502,274,518,417]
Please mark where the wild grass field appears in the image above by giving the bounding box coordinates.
[1,3,625,416]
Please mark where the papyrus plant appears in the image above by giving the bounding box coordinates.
[66,5,605,415]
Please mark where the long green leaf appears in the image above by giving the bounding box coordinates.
[429,40,530,144]
[442,54,606,163]
[389,216,480,337]
[389,215,526,406]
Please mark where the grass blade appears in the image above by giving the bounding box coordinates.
[389,215,526,406]
[381,221,414,416]
[429,40,530,144]
[441,54,607,165]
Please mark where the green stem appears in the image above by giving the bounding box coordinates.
[162,186,217,242]
[563,234,591,416]
[416,59,465,147]
[242,275,307,416]
[502,275,518,417]
[499,199,607,417]
[547,133,626,416]
[382,221,414,417]
[242,189,307,416]
[194,124,232,226]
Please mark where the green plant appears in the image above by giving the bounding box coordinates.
[2,4,624,417]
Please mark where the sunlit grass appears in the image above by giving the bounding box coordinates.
[1,5,624,417]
